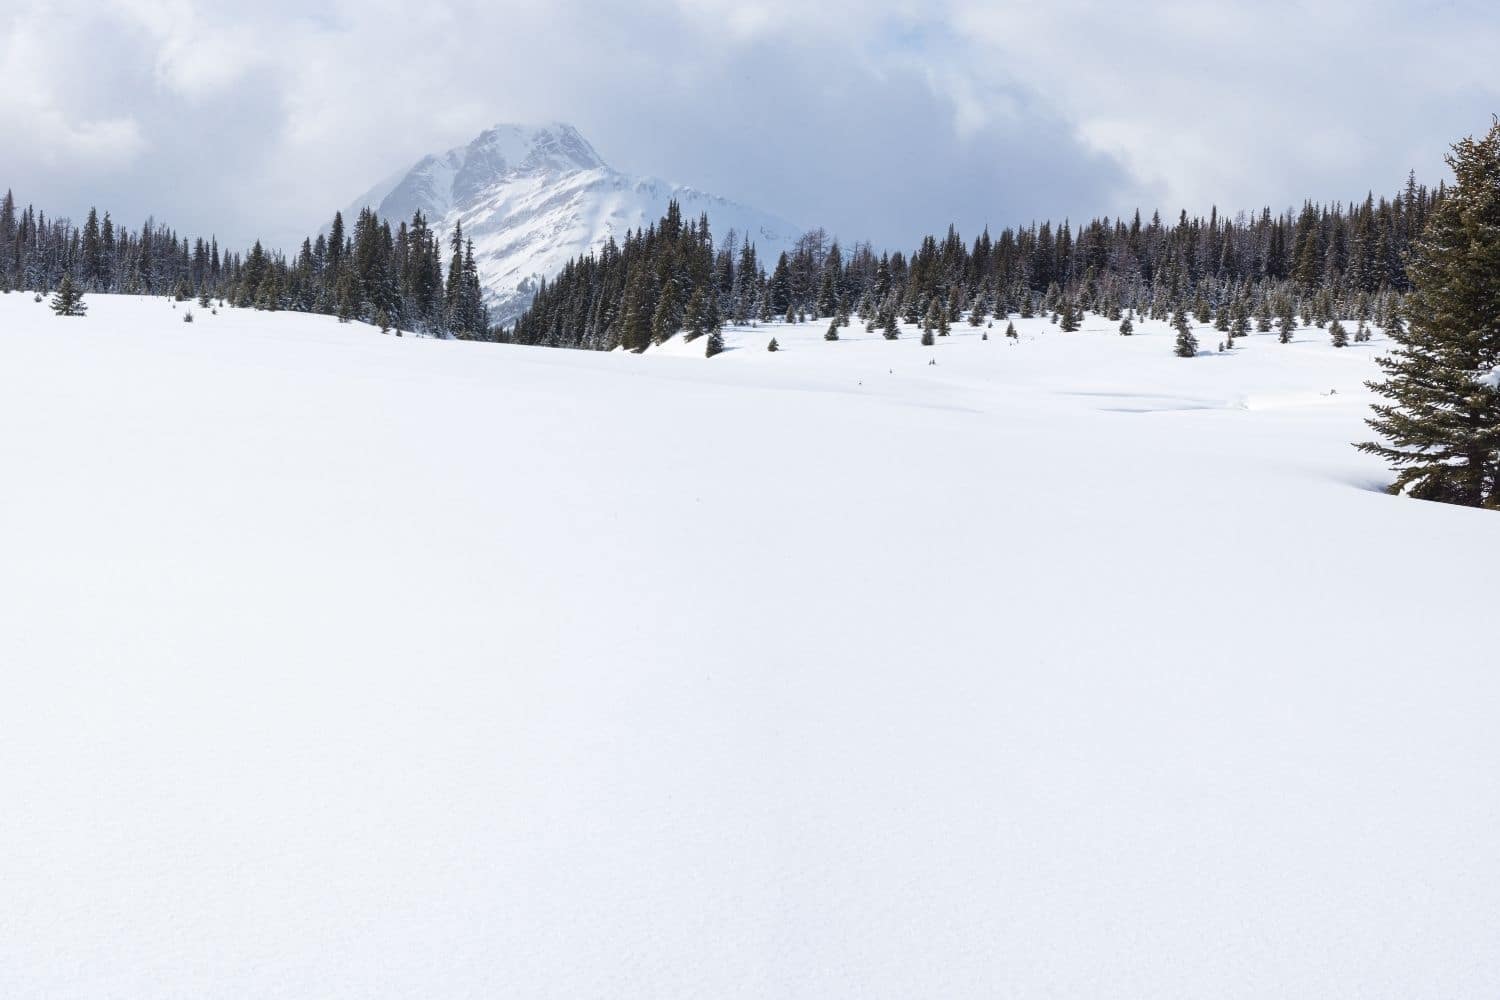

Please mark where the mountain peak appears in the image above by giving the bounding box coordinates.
[347,121,800,323]
[468,122,606,173]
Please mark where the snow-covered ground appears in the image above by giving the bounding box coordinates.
[2,293,1497,999]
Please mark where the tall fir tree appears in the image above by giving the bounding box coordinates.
[1360,119,1500,507]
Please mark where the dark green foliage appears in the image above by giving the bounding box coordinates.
[1059,299,1080,332]
[1119,315,1134,336]
[923,298,941,339]
[50,274,85,316]
[1360,119,1500,508]
[1278,304,1297,344]
[1173,313,1198,357]
[1329,320,1349,348]
[705,327,725,358]
[1230,304,1250,339]
[767,337,779,352]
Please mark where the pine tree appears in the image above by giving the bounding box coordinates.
[705,327,725,358]
[1119,315,1134,336]
[1329,319,1349,348]
[881,300,900,340]
[655,277,683,345]
[684,288,708,342]
[1360,119,1500,507]
[1005,320,1018,340]
[1231,304,1250,339]
[1173,312,1198,357]
[1278,303,1297,344]
[50,274,86,316]
[825,317,839,341]
[1059,299,1080,332]
[767,337,779,352]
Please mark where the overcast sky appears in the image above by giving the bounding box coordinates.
[4,0,1498,251]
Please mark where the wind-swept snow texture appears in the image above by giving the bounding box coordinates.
[2,294,1497,999]
[347,122,802,324]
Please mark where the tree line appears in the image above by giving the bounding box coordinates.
[0,193,489,339]
[508,174,1441,352]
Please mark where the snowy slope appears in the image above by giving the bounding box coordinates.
[2,293,1499,999]
[347,123,803,323]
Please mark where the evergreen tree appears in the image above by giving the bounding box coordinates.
[1329,319,1349,348]
[1277,312,1296,344]
[767,337,779,352]
[1173,313,1199,357]
[1119,315,1134,336]
[825,317,839,341]
[705,326,725,358]
[1231,304,1251,339]
[1059,299,1080,332]
[684,288,709,342]
[1360,119,1500,507]
[50,274,86,316]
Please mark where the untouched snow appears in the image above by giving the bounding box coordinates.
[2,294,1498,999]
[347,123,803,323]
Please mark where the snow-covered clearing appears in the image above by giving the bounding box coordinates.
[2,293,1496,998]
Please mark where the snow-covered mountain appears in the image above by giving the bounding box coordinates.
[346,122,803,323]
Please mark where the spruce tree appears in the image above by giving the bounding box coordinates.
[1231,305,1250,339]
[1329,319,1349,348]
[1278,309,1296,344]
[1360,119,1500,507]
[1173,313,1199,357]
[50,274,86,316]
[881,300,900,340]
[1119,315,1134,336]
[825,317,839,341]
[684,288,708,342]
[651,278,681,345]
[705,327,725,358]
[1059,299,1080,332]
[767,337,779,352]
[1005,320,1018,340]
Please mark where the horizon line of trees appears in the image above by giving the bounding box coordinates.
[510,172,1441,351]
[4,171,1441,349]
[0,192,489,339]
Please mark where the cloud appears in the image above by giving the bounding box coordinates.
[2,0,1496,255]
[0,6,146,171]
